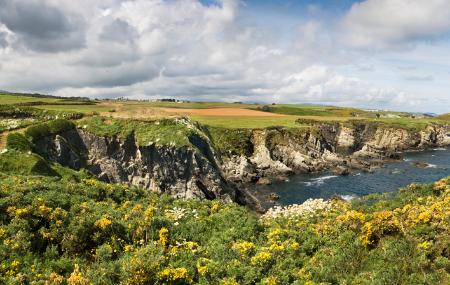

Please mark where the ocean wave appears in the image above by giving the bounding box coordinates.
[432,148,446,151]
[426,164,437,168]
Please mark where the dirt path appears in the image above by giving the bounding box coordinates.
[160,108,286,117]
[0,132,6,149]
[0,129,25,149]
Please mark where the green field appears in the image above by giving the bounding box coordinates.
[191,115,302,128]
[1,93,449,130]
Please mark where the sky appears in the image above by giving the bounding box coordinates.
[0,0,450,113]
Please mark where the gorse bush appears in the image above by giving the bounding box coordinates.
[0,172,449,284]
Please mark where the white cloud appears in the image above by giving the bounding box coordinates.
[341,0,450,49]
[0,0,446,112]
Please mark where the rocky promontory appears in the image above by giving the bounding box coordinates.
[30,117,450,207]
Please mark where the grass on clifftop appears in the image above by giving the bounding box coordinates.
[78,117,201,147]
[0,150,57,176]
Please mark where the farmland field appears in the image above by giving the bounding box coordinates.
[1,93,448,130]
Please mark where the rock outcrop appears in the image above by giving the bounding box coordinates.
[33,119,450,207]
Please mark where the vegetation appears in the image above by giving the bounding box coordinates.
[3,93,449,130]
[205,127,253,155]
[24,119,75,142]
[0,169,449,284]
[78,117,203,147]
[6,133,32,152]
[0,150,57,176]
[0,93,449,284]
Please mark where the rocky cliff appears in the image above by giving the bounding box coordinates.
[219,122,450,184]
[33,118,450,206]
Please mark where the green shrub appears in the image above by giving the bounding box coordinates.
[6,133,32,152]
[47,119,75,134]
[24,119,75,141]
[24,123,50,140]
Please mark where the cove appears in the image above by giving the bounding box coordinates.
[251,147,450,206]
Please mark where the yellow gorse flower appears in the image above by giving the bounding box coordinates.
[159,227,169,247]
[251,251,272,265]
[67,264,90,285]
[95,216,112,230]
[232,241,256,256]
[157,267,192,284]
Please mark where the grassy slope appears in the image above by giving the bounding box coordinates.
[0,169,448,284]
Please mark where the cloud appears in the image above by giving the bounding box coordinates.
[0,31,7,48]
[341,0,450,49]
[0,0,86,52]
[99,19,137,43]
[404,75,434,81]
[264,65,416,109]
[0,0,445,112]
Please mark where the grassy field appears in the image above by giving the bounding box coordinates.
[191,115,301,128]
[1,93,449,129]
[34,104,112,113]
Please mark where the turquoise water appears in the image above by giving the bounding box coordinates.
[252,148,450,205]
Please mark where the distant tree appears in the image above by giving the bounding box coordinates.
[261,105,271,112]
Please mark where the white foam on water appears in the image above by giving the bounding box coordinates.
[426,164,437,168]
[433,148,446,151]
[303,175,338,186]
[339,194,357,201]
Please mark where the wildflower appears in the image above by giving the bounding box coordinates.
[196,258,211,276]
[144,206,155,221]
[0,228,6,239]
[157,267,192,283]
[335,210,367,231]
[251,251,272,265]
[262,276,278,285]
[262,199,331,219]
[47,272,64,285]
[67,264,90,285]
[417,241,432,251]
[38,204,52,215]
[124,245,134,252]
[95,216,112,230]
[159,228,170,247]
[165,207,186,221]
[211,201,220,213]
[232,241,256,256]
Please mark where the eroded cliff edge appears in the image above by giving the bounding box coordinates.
[32,117,450,206]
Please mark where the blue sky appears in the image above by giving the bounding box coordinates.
[0,0,449,113]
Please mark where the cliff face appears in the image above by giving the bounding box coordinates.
[33,120,450,205]
[220,123,450,183]
[34,128,261,209]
